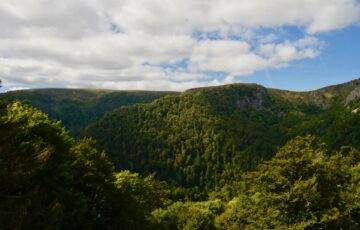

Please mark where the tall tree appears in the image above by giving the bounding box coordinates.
[216,136,360,229]
[0,101,84,229]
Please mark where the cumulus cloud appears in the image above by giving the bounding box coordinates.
[0,0,359,91]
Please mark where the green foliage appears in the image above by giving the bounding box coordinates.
[113,171,171,229]
[216,136,360,229]
[69,138,118,228]
[87,85,296,197]
[0,101,81,229]
[306,104,360,150]
[151,199,223,230]
[86,81,360,199]
[0,101,164,229]
[3,80,360,229]
[4,89,175,136]
[115,171,170,210]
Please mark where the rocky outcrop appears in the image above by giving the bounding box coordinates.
[309,92,331,109]
[346,86,360,105]
[236,86,270,110]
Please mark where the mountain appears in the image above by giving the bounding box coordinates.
[3,88,177,136]
[3,79,360,197]
[2,79,360,229]
[86,78,360,197]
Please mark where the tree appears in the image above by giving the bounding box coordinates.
[113,171,171,229]
[0,101,85,229]
[70,138,118,229]
[151,199,223,230]
[0,102,142,229]
[216,136,360,229]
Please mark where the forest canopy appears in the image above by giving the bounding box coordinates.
[1,79,360,229]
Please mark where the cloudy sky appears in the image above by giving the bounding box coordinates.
[1,0,360,92]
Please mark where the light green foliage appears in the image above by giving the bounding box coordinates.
[151,199,223,230]
[115,170,170,211]
[216,136,360,229]
[112,171,171,230]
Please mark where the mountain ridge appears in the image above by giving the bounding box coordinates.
[2,88,177,136]
[84,77,360,197]
[5,77,360,95]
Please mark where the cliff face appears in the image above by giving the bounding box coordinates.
[307,91,331,109]
[346,86,360,105]
[234,85,271,110]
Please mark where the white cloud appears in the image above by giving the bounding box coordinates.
[189,37,323,76]
[105,0,360,35]
[6,86,30,92]
[189,40,266,75]
[0,0,359,91]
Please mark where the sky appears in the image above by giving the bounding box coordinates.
[1,0,360,92]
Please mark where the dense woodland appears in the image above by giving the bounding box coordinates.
[3,89,175,136]
[87,81,360,199]
[1,79,360,229]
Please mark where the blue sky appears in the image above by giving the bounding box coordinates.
[1,0,360,92]
[244,26,360,91]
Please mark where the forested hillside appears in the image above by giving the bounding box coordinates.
[0,100,174,229]
[2,79,360,229]
[86,79,360,198]
[3,89,176,136]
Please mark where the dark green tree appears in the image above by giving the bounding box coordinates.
[113,171,171,229]
[0,101,85,229]
[70,138,117,229]
[0,102,157,229]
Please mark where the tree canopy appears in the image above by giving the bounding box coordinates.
[2,79,360,229]
[0,102,167,229]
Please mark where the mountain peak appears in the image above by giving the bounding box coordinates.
[185,82,265,93]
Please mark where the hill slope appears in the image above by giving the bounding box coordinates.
[86,78,360,197]
[3,88,177,136]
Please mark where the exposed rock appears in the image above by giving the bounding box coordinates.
[346,86,360,105]
[236,86,270,110]
[309,92,331,109]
